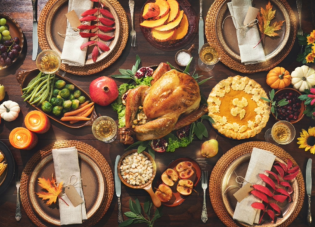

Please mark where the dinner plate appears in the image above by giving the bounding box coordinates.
[221,154,298,226]
[28,148,105,225]
[156,158,201,207]
[216,0,290,62]
[139,0,197,51]
[0,13,24,70]
[0,141,15,195]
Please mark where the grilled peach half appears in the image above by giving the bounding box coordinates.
[155,184,172,202]
[177,179,193,195]
[161,168,178,186]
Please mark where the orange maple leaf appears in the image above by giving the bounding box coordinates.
[37,176,63,205]
[257,2,285,37]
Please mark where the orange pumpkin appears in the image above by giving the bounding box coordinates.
[266,67,291,89]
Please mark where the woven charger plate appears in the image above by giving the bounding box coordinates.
[205,0,297,74]
[20,140,114,227]
[38,0,128,76]
[209,141,305,227]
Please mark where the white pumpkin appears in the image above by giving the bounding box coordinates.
[291,65,315,92]
[0,101,20,122]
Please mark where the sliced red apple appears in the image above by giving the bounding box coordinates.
[175,161,193,172]
[177,179,193,195]
[155,184,172,202]
[179,168,194,179]
[161,168,178,186]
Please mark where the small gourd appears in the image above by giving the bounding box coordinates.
[291,65,315,92]
[0,101,20,122]
[266,67,291,89]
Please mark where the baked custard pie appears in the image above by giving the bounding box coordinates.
[208,76,270,140]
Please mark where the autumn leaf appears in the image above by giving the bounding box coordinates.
[37,176,64,205]
[257,2,285,37]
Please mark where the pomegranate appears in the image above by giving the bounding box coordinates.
[177,125,190,139]
[151,138,168,152]
[89,76,118,106]
[135,67,154,79]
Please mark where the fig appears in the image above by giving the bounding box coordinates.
[161,168,178,186]
[155,184,172,202]
[201,139,219,158]
[151,138,168,152]
[135,67,154,79]
[177,125,190,139]
[89,76,118,106]
[177,179,193,195]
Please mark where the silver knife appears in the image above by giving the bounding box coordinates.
[115,155,123,223]
[32,0,38,61]
[306,158,312,225]
[198,0,204,53]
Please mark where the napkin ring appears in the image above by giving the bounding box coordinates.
[222,15,258,38]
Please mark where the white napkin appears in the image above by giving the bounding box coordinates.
[61,0,93,66]
[52,147,87,225]
[227,0,266,64]
[233,148,276,225]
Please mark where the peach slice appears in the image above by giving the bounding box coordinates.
[154,0,170,19]
[167,0,179,22]
[172,13,189,40]
[161,168,179,186]
[142,3,160,20]
[154,10,184,32]
[155,184,172,202]
[140,13,169,28]
[177,179,193,195]
[151,29,176,42]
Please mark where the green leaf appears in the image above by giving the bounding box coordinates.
[278,99,289,106]
[299,94,309,101]
[152,207,163,223]
[125,141,143,151]
[198,77,212,86]
[201,115,214,124]
[166,62,176,69]
[297,53,305,62]
[134,199,142,215]
[144,199,151,216]
[134,55,141,73]
[119,219,134,227]
[148,147,155,159]
[119,69,131,76]
[183,57,193,75]
[271,106,275,114]
[304,89,311,94]
[269,89,275,101]
[111,75,134,79]
[260,97,271,102]
[189,122,196,142]
[305,99,312,105]
[195,122,207,140]
[124,212,138,218]
[129,199,138,214]
[138,141,151,153]
[127,69,134,76]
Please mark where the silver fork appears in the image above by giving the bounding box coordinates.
[15,172,21,222]
[201,171,208,223]
[296,0,303,36]
[129,0,136,47]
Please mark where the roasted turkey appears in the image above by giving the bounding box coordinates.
[120,63,208,144]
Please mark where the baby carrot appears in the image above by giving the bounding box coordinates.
[70,106,94,124]
[61,116,91,122]
[64,102,94,117]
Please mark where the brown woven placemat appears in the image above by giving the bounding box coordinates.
[20,140,114,227]
[38,0,128,76]
[209,141,305,227]
[205,0,297,74]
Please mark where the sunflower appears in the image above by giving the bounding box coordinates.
[307,35,315,45]
[297,127,315,154]
[306,53,315,63]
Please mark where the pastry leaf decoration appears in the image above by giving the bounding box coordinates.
[257,2,285,38]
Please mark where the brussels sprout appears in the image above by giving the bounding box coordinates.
[52,106,63,116]
[63,100,72,109]
[53,89,60,97]
[73,90,81,98]
[56,95,62,99]
[69,94,75,100]
[50,97,56,104]
[60,88,70,99]
[65,84,75,91]
[54,80,66,89]
[78,96,86,104]
[71,99,80,110]
[51,97,63,106]
[41,101,53,113]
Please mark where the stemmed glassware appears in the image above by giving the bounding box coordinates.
[198,43,220,72]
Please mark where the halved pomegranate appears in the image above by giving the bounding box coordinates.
[121,90,129,105]
[151,138,168,152]
[135,67,154,79]
[177,180,194,195]
[177,125,190,139]
[161,168,178,186]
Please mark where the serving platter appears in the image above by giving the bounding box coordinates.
[139,0,197,51]
[0,13,24,70]
[20,140,114,227]
[156,157,201,207]
[209,141,305,227]
[38,0,129,76]
[205,0,297,73]
[216,0,290,61]
[221,154,298,226]
[0,141,15,195]
[16,69,98,129]
[28,152,105,226]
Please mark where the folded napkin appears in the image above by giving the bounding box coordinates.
[52,147,87,225]
[227,0,266,64]
[233,148,275,225]
[61,0,93,66]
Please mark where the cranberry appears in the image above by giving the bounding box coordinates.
[289,92,293,96]
[289,114,293,119]
[293,116,298,120]
[296,103,300,107]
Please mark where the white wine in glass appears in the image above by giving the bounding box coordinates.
[265,121,296,145]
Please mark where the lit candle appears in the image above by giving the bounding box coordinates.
[9,127,38,150]
[24,111,50,134]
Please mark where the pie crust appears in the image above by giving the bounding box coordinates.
[208,76,270,140]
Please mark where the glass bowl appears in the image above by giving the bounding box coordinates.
[36,50,61,74]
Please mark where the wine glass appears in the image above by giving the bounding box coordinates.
[36,50,61,74]
[264,121,296,145]
[198,43,220,72]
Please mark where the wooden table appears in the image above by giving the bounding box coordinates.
[0,0,314,226]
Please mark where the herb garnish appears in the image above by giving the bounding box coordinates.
[260,89,288,118]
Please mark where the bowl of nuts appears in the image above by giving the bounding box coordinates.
[118,150,161,207]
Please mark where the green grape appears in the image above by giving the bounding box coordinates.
[2,35,11,41]
[0,34,2,41]
[0,18,6,26]
[2,30,10,36]
[0,26,6,33]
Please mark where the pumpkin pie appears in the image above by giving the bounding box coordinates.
[208,76,270,140]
